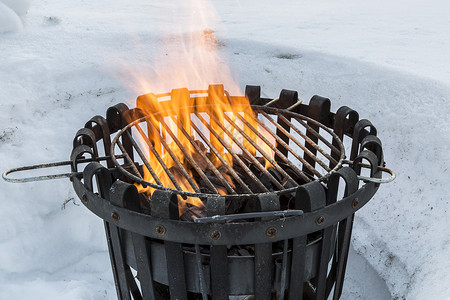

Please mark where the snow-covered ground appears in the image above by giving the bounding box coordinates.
[1,0,449,299]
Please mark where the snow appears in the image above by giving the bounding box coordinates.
[0,0,31,33]
[0,2,23,33]
[1,0,449,299]
[1,0,31,16]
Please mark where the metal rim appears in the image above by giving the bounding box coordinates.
[110,104,346,199]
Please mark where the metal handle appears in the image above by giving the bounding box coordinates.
[3,160,79,183]
[343,160,396,184]
[2,155,121,183]
[194,209,304,223]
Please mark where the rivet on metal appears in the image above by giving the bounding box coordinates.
[352,198,359,209]
[155,225,166,236]
[111,212,120,222]
[266,227,277,238]
[209,230,221,240]
[316,216,325,226]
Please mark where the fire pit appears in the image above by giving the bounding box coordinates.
[3,84,394,299]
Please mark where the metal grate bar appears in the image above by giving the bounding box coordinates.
[276,113,340,163]
[203,112,285,191]
[145,119,201,193]
[223,113,300,186]
[189,119,253,194]
[259,112,333,174]
[156,115,219,194]
[116,139,143,179]
[125,130,163,186]
[195,112,271,192]
[170,115,237,195]
[240,113,318,181]
[130,124,185,191]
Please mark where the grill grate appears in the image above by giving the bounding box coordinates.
[110,89,345,199]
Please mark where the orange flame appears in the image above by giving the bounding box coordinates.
[120,0,275,215]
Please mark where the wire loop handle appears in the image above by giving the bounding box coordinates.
[2,155,122,183]
[343,160,396,184]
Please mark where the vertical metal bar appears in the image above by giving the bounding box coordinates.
[326,168,359,300]
[333,155,376,299]
[207,197,229,300]
[150,190,188,300]
[194,244,208,300]
[289,182,328,300]
[131,234,155,300]
[275,114,291,164]
[108,224,133,300]
[255,243,273,300]
[164,241,188,300]
[113,181,156,300]
[333,215,354,300]
[104,221,130,300]
[109,180,145,300]
[278,239,289,300]
[254,194,280,300]
[244,85,261,156]
[350,119,377,160]
[315,226,334,300]
[331,106,358,169]
[171,88,191,141]
[244,111,257,157]
[288,235,307,299]
[208,85,226,156]
[126,267,143,300]
[266,90,298,164]
[302,96,330,177]
[88,163,132,300]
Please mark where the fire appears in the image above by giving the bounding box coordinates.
[120,0,275,215]
[135,86,252,215]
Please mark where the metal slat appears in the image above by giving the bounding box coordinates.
[151,190,188,300]
[207,197,229,300]
[254,194,280,300]
[288,235,307,299]
[278,239,289,300]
